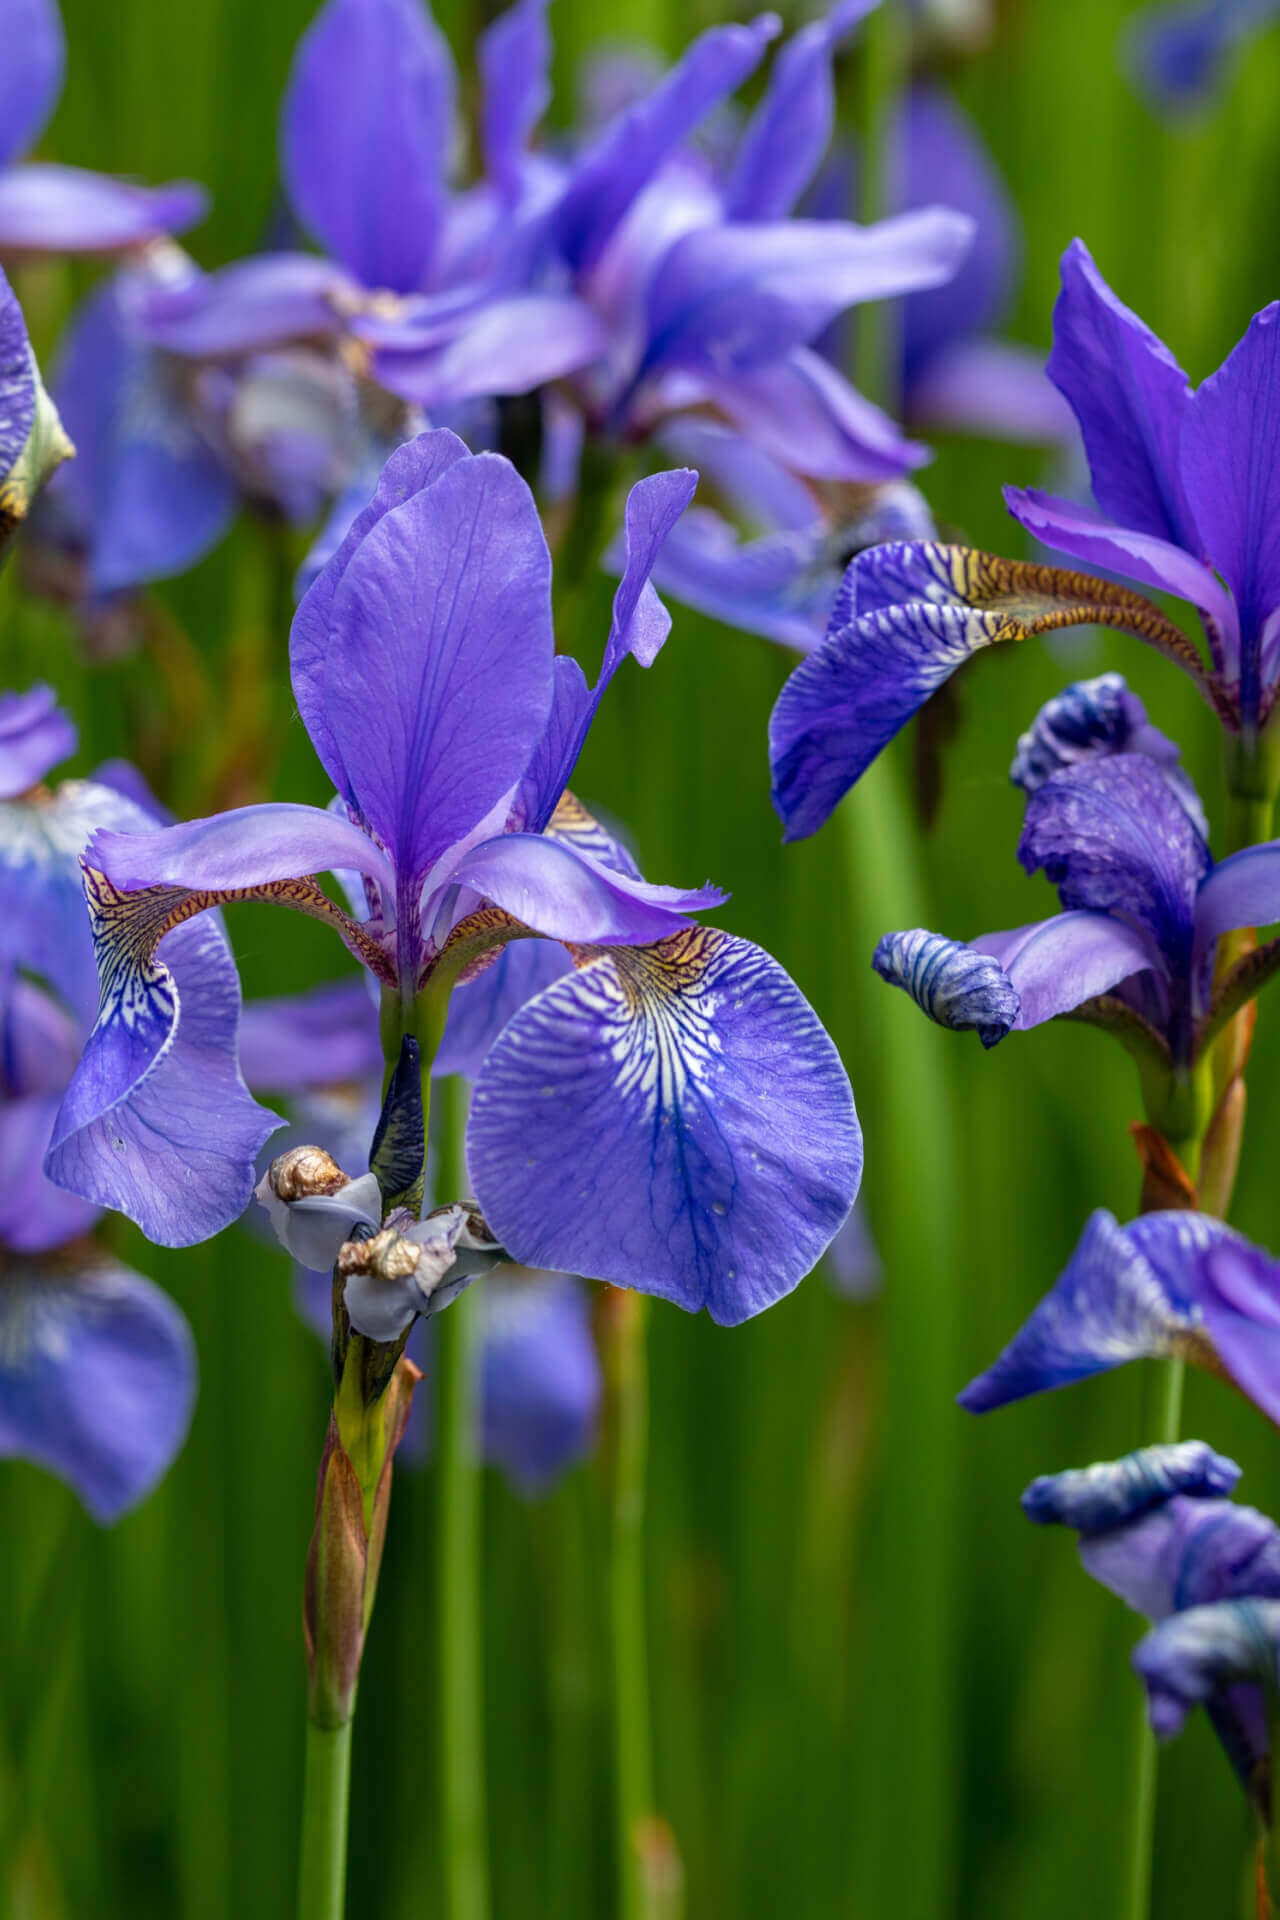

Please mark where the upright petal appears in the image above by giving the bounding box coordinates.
[0,1248,195,1524]
[958,1209,1198,1412]
[1046,239,1197,547]
[643,210,975,378]
[724,0,877,221]
[638,506,827,651]
[479,0,551,202]
[0,0,65,167]
[1194,841,1280,949]
[871,929,1020,1048]
[1181,303,1280,720]
[552,15,781,273]
[294,440,554,895]
[445,830,724,945]
[1018,755,1208,972]
[0,683,74,798]
[480,1272,601,1493]
[281,0,455,291]
[468,928,861,1324]
[0,166,205,254]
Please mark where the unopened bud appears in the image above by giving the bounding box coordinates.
[268,1145,349,1202]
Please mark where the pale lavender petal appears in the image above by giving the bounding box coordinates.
[445,830,724,944]
[1082,1496,1280,1620]
[281,0,455,291]
[469,928,860,1324]
[480,1271,601,1493]
[701,348,929,482]
[84,802,396,901]
[0,0,64,166]
[640,506,827,650]
[907,338,1074,445]
[974,911,1163,1026]
[479,0,551,201]
[371,294,606,408]
[237,978,381,1094]
[724,0,877,220]
[0,1092,100,1251]
[0,165,205,254]
[0,684,74,798]
[0,1248,195,1523]
[1193,841,1280,948]
[1197,1241,1280,1425]
[138,254,353,356]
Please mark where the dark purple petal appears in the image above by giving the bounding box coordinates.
[1132,1599,1280,1741]
[433,936,572,1080]
[371,294,606,408]
[0,1247,195,1523]
[0,0,64,167]
[553,15,780,273]
[973,911,1162,1026]
[480,1271,600,1493]
[871,928,1020,1047]
[1018,755,1209,972]
[724,0,876,220]
[0,1092,100,1251]
[445,831,724,945]
[237,978,382,1094]
[895,83,1017,379]
[0,265,36,481]
[138,254,354,356]
[958,1209,1195,1413]
[699,348,928,482]
[644,209,974,378]
[1197,1241,1280,1424]
[1046,239,1197,547]
[479,0,550,201]
[1194,841,1280,949]
[0,165,205,254]
[281,0,455,291]
[1181,303,1280,720]
[0,683,74,798]
[906,338,1076,444]
[1010,674,1194,806]
[468,928,861,1324]
[296,439,554,899]
[1022,1442,1241,1533]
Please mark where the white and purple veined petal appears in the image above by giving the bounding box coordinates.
[0,1245,195,1523]
[468,927,860,1325]
[871,929,1020,1049]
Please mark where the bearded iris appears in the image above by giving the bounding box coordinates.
[46,429,861,1324]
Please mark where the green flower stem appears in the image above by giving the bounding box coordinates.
[434,1074,491,1920]
[601,1287,654,1920]
[1268,1692,1280,1911]
[297,1721,353,1920]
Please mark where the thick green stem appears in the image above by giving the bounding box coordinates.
[435,1075,490,1920]
[297,1720,353,1920]
[603,1288,654,1920]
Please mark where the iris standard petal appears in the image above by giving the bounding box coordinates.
[974,911,1162,1027]
[0,0,65,167]
[299,444,554,895]
[1011,674,1189,799]
[1022,1443,1242,1532]
[723,0,876,221]
[553,14,780,273]
[445,831,725,946]
[480,1272,601,1493]
[0,1247,195,1523]
[871,929,1020,1047]
[1018,755,1209,970]
[237,978,382,1094]
[0,165,205,254]
[468,928,861,1324]
[1181,302,1280,720]
[1133,1599,1280,1741]
[643,210,975,378]
[0,684,74,799]
[1046,238,1197,547]
[137,254,354,357]
[1194,840,1280,951]
[958,1209,1196,1412]
[479,0,551,202]
[281,0,455,292]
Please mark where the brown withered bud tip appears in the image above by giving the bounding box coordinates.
[336,1227,421,1282]
[425,1200,499,1250]
[268,1145,349,1203]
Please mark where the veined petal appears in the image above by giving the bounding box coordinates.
[1010,674,1199,816]
[643,210,974,377]
[1047,238,1197,547]
[0,684,74,799]
[1196,1240,1280,1426]
[0,268,36,489]
[295,439,554,895]
[0,1246,195,1523]
[0,0,64,167]
[468,928,861,1324]
[552,15,781,273]
[699,349,928,483]
[958,1208,1197,1413]
[871,929,1020,1048]
[973,911,1162,1027]
[137,254,354,357]
[237,978,382,1094]
[0,165,205,254]
[479,0,551,201]
[281,0,455,292]
[1133,1599,1280,1741]
[480,1271,601,1493]
[1022,1443,1242,1533]
[445,831,724,946]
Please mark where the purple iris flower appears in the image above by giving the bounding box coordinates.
[0,686,195,1521]
[45,430,861,1325]
[960,1208,1280,1430]
[770,240,1280,838]
[0,0,204,255]
[1123,0,1280,115]
[134,0,604,418]
[1023,1442,1280,1808]
[538,0,974,485]
[872,681,1280,1084]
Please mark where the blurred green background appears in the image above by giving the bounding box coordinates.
[7,0,1280,1914]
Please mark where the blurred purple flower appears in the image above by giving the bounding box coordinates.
[0,0,204,256]
[48,432,862,1323]
[0,685,195,1520]
[1123,0,1280,116]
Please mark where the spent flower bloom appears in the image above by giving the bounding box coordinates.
[0,0,205,254]
[0,686,195,1520]
[46,430,861,1324]
[0,265,72,560]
